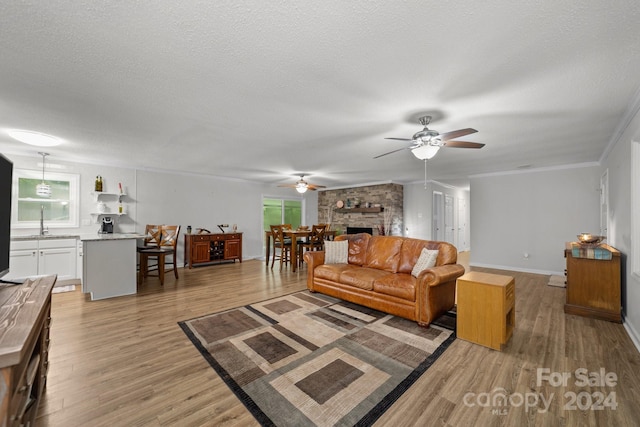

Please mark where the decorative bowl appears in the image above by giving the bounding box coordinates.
[577,233,605,245]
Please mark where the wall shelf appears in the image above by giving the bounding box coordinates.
[89,212,126,224]
[335,207,383,213]
[91,192,126,202]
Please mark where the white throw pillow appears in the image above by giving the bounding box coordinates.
[324,240,349,264]
[411,248,439,277]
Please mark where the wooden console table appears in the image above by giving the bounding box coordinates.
[184,232,243,268]
[564,242,621,322]
[0,275,56,426]
[456,272,515,351]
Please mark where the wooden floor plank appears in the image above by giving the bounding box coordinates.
[36,259,640,426]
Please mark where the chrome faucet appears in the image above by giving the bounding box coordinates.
[40,205,48,236]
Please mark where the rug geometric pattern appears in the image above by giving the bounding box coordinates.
[179,291,456,427]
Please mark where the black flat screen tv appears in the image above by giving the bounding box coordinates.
[0,153,13,279]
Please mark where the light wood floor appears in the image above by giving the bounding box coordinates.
[37,257,640,426]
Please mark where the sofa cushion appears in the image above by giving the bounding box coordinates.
[315,264,359,282]
[364,236,403,273]
[411,248,439,277]
[324,240,348,264]
[373,273,416,301]
[335,233,371,266]
[398,239,458,273]
[340,267,390,291]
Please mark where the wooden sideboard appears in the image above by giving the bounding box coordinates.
[564,242,621,322]
[184,232,243,268]
[0,275,56,426]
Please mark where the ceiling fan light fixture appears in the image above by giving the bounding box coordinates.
[411,145,440,160]
[295,182,308,193]
[36,152,52,197]
[7,129,64,147]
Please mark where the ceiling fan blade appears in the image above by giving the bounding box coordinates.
[307,184,326,190]
[374,147,411,159]
[443,140,485,149]
[439,128,478,141]
[384,137,414,141]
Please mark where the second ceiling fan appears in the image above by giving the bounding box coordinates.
[278,174,326,194]
[375,115,485,160]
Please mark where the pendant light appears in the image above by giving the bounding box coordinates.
[36,152,51,197]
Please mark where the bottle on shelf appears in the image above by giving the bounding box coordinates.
[95,176,102,192]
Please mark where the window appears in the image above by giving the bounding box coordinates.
[12,169,79,228]
[632,141,640,278]
[263,198,302,231]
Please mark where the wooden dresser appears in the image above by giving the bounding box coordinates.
[183,232,243,268]
[564,242,621,322]
[0,275,56,426]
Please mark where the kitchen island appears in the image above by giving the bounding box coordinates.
[81,233,143,300]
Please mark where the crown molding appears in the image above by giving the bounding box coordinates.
[469,162,600,179]
[600,84,640,164]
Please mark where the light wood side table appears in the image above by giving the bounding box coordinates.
[457,271,515,351]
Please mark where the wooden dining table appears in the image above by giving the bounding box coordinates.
[264,229,336,272]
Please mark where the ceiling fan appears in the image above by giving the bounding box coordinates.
[375,115,485,160]
[278,174,326,194]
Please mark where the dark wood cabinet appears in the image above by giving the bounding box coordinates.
[184,232,242,268]
[0,275,56,426]
[191,235,212,264]
[224,236,241,260]
[564,242,621,322]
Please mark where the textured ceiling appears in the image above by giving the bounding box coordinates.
[1,1,639,189]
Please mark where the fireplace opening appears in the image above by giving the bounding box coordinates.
[346,227,373,235]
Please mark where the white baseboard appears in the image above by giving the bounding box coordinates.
[622,313,640,353]
[469,262,564,277]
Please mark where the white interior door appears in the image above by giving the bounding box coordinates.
[457,197,467,250]
[600,170,609,238]
[432,191,444,241]
[444,194,454,244]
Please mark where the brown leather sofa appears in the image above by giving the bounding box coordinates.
[303,233,465,327]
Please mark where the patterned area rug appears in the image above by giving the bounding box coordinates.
[179,291,456,427]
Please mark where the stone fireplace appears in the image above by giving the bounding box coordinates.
[318,183,403,236]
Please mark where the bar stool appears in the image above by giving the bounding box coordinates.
[138,225,180,285]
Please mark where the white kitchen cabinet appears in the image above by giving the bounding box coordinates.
[7,241,39,279]
[7,238,78,281]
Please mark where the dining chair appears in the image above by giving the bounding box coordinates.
[270,224,291,270]
[139,224,161,248]
[137,224,161,273]
[299,224,327,266]
[138,225,180,285]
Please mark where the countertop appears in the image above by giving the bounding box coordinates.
[11,234,80,241]
[81,233,144,241]
[11,233,144,242]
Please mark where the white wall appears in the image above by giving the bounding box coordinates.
[8,153,138,234]
[470,165,601,275]
[135,169,317,262]
[601,101,640,349]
